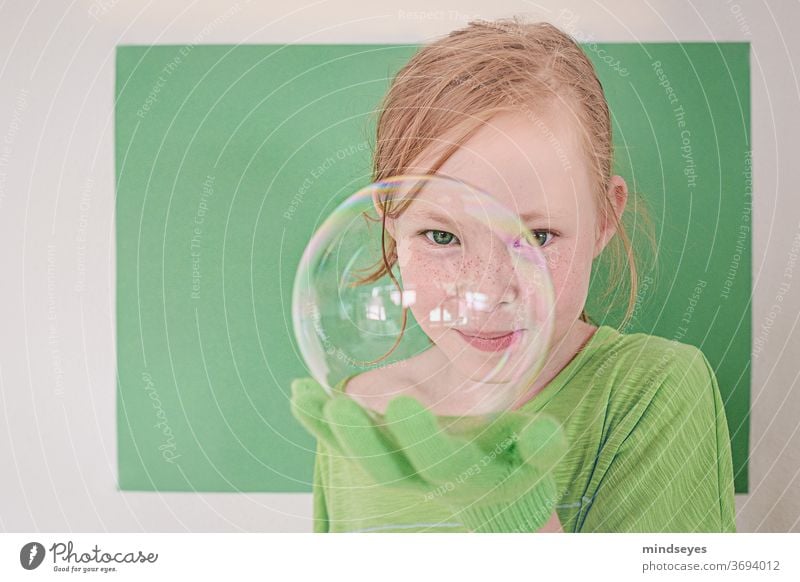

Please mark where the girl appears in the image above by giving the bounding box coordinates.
[291,17,736,533]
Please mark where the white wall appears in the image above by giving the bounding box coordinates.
[0,0,797,532]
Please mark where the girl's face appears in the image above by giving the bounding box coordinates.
[391,107,627,371]
[387,180,549,391]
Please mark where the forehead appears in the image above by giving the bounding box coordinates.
[409,108,594,220]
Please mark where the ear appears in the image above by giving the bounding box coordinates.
[593,175,628,259]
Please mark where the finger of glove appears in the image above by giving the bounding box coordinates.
[383,395,506,487]
[324,396,423,489]
[289,378,340,452]
[460,471,558,533]
[516,414,568,471]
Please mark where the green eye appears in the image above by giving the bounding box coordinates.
[424,230,458,245]
[531,230,554,247]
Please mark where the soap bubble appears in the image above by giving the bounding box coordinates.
[292,174,554,418]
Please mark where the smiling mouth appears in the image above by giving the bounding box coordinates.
[455,329,523,352]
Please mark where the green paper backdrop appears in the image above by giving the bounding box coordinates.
[115,42,750,493]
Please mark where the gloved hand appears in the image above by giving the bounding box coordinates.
[290,377,568,533]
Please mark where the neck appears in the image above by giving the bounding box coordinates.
[413,319,598,415]
[510,319,598,410]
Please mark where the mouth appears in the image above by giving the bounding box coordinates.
[455,329,523,352]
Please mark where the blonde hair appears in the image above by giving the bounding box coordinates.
[366,16,655,330]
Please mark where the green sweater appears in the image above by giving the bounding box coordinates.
[311,325,737,533]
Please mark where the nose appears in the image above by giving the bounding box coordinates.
[456,236,521,312]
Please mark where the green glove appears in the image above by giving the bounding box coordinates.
[291,377,568,533]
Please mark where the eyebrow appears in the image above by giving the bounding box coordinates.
[518,209,563,222]
[404,208,457,223]
[408,207,562,224]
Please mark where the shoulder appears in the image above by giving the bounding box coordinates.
[599,329,713,395]
[599,331,718,436]
[627,333,715,397]
[579,334,734,532]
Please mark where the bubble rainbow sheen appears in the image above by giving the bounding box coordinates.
[292,174,555,418]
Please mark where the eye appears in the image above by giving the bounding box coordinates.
[531,230,555,247]
[424,229,459,246]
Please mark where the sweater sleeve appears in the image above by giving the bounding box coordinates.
[579,344,737,533]
[312,442,330,533]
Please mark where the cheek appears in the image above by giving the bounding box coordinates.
[544,242,594,320]
[396,245,451,324]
